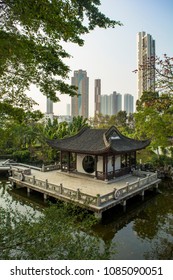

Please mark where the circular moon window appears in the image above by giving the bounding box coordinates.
[82,155,95,173]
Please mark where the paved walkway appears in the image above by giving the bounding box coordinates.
[30,169,140,196]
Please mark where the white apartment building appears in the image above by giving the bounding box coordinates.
[137,32,155,100]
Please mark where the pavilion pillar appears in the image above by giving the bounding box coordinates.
[125,153,127,167]
[134,151,137,168]
[60,151,63,171]
[103,155,105,180]
[95,155,98,179]
[104,155,108,181]
[129,152,132,167]
[75,153,77,171]
[112,155,115,178]
[67,152,70,172]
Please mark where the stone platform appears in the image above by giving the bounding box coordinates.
[9,166,161,219]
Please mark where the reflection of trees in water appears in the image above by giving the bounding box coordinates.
[0,181,45,212]
[93,194,160,241]
[94,180,173,260]
[133,181,173,241]
[143,214,173,260]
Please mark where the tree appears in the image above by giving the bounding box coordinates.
[134,54,173,95]
[0,201,111,260]
[134,91,173,152]
[68,116,89,135]
[134,53,173,153]
[0,0,122,108]
[154,54,173,94]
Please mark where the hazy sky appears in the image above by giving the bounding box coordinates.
[31,0,173,117]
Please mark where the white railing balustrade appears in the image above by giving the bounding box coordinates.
[11,170,159,208]
[41,164,60,172]
[19,173,98,206]
[100,192,114,204]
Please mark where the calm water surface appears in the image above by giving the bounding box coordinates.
[0,177,173,260]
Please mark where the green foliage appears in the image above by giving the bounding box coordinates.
[0,0,121,107]
[68,116,89,135]
[12,149,30,162]
[134,91,173,150]
[89,111,135,136]
[0,202,110,260]
[0,114,90,163]
[150,155,173,168]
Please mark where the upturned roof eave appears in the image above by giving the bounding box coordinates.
[54,146,112,155]
[109,139,151,153]
[49,144,150,155]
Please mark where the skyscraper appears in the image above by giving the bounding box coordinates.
[112,91,122,115]
[66,104,70,115]
[124,93,134,115]
[71,70,89,118]
[101,94,109,115]
[137,32,155,100]
[100,92,122,116]
[45,97,54,123]
[46,97,53,114]
[94,79,101,116]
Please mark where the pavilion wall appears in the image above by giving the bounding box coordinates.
[76,154,95,175]
[115,155,121,170]
[76,154,103,175]
[97,156,103,172]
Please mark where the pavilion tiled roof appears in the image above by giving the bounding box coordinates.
[47,126,150,154]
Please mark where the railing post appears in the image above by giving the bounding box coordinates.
[41,164,45,172]
[138,177,140,188]
[45,179,48,189]
[96,194,101,206]
[77,188,80,200]
[126,182,129,192]
[60,183,63,194]
[32,176,35,185]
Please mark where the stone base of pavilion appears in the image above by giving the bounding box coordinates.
[9,165,161,219]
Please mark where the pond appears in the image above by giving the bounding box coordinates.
[0,177,173,259]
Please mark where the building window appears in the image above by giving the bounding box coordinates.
[82,155,95,173]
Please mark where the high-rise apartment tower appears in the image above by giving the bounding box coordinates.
[100,92,122,116]
[46,97,53,114]
[124,94,134,115]
[94,79,101,116]
[45,97,54,123]
[112,91,122,115]
[137,32,155,100]
[71,70,89,118]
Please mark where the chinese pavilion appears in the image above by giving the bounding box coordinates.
[47,126,150,181]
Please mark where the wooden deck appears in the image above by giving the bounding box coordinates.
[8,164,161,218]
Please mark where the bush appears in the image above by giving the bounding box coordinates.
[12,150,30,162]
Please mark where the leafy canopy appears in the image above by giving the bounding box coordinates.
[0,0,122,107]
[134,91,173,150]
